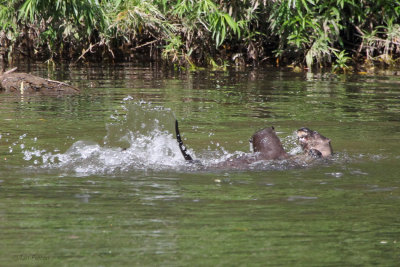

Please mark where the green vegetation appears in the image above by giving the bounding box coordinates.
[1,0,400,70]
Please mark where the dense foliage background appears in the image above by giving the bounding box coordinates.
[1,0,400,70]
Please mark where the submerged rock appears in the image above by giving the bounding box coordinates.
[0,67,79,95]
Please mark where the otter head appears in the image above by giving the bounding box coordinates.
[297,128,332,158]
[250,126,288,160]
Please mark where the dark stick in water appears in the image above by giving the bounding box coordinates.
[175,120,193,161]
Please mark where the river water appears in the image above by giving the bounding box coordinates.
[1,62,399,265]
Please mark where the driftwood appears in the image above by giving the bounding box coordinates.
[0,68,79,95]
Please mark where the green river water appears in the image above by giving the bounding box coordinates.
[0,62,400,266]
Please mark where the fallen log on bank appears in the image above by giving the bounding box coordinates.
[0,68,79,95]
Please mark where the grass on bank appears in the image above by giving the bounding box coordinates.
[0,0,400,71]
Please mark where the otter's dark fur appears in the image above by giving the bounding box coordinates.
[297,127,333,158]
[250,127,289,160]
[175,120,333,169]
[175,121,290,167]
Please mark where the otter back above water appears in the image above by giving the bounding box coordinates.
[175,119,332,170]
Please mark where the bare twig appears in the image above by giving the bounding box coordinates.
[75,42,100,63]
[130,39,159,50]
[4,67,18,75]
[45,78,73,87]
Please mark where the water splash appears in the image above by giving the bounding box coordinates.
[17,99,353,174]
[22,100,190,175]
[41,129,185,174]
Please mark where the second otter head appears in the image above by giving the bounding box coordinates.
[297,127,333,157]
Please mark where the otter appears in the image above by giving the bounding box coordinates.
[250,127,289,160]
[175,120,290,167]
[175,120,194,161]
[175,120,333,168]
[296,127,333,157]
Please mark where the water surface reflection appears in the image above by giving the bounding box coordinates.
[0,62,399,265]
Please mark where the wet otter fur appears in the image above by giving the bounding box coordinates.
[175,120,333,168]
[250,127,289,160]
[175,121,290,167]
[175,120,193,161]
[297,127,332,157]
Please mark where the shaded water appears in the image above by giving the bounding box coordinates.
[1,62,400,265]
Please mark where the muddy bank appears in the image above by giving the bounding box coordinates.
[0,68,79,95]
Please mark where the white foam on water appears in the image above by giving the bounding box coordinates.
[37,128,187,175]
[19,100,195,175]
[16,99,355,174]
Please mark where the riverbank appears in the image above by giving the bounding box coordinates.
[1,1,400,72]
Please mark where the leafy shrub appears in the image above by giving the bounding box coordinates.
[1,0,400,69]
